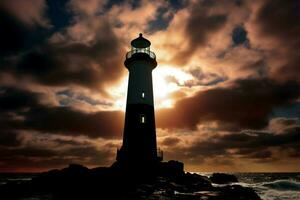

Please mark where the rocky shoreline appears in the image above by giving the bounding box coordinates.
[0,161,261,200]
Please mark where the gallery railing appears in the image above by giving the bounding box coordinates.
[126,49,156,59]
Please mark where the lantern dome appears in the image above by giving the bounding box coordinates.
[131,33,151,48]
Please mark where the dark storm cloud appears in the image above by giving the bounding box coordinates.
[244,150,272,159]
[0,144,113,170]
[0,0,125,91]
[6,23,124,90]
[186,1,227,47]
[256,0,300,46]
[186,125,300,161]
[0,9,30,56]
[241,59,267,78]
[0,87,124,139]
[0,131,20,147]
[63,145,114,161]
[0,146,56,158]
[251,0,300,82]
[0,2,51,58]
[23,106,124,138]
[0,87,40,112]
[161,136,181,147]
[0,87,41,134]
[162,118,300,164]
[157,78,300,130]
[173,0,228,64]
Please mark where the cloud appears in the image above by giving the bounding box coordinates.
[161,136,181,147]
[160,118,300,169]
[1,16,125,92]
[0,136,116,171]
[0,0,126,92]
[0,87,124,139]
[246,0,300,82]
[164,67,226,88]
[157,78,300,130]
[169,0,252,66]
[23,106,124,138]
[0,131,21,147]
[187,125,300,160]
[172,1,227,65]
[0,8,30,56]
[68,0,107,16]
[0,87,41,111]
[268,117,300,135]
[0,0,50,27]
[183,67,227,87]
[185,1,227,48]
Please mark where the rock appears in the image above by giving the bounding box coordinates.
[210,173,239,184]
[217,184,261,200]
[157,160,185,178]
[171,172,212,192]
[62,163,89,173]
[0,162,261,200]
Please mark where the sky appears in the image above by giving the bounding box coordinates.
[0,0,300,172]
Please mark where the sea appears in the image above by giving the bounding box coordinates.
[199,172,300,200]
[0,172,299,200]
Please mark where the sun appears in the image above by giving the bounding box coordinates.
[110,65,193,110]
[152,65,193,108]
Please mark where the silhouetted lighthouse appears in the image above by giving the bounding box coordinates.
[116,34,162,169]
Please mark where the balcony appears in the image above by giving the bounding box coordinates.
[126,48,156,60]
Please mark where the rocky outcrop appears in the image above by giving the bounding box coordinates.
[210,173,239,184]
[0,162,261,200]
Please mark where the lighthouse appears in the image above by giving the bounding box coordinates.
[116,33,162,169]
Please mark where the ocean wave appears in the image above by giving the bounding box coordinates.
[237,179,300,200]
[0,177,33,186]
[261,179,300,191]
[258,189,300,200]
[210,178,300,200]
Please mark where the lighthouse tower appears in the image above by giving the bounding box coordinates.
[116,34,162,169]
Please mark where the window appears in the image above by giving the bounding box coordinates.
[141,92,145,99]
[140,114,146,123]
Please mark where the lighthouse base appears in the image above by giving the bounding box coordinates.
[117,103,159,170]
[111,159,184,179]
[114,148,161,174]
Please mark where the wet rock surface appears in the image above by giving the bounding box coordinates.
[209,173,239,184]
[0,162,261,200]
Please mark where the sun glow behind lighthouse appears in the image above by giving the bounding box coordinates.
[153,66,193,108]
[111,65,193,110]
